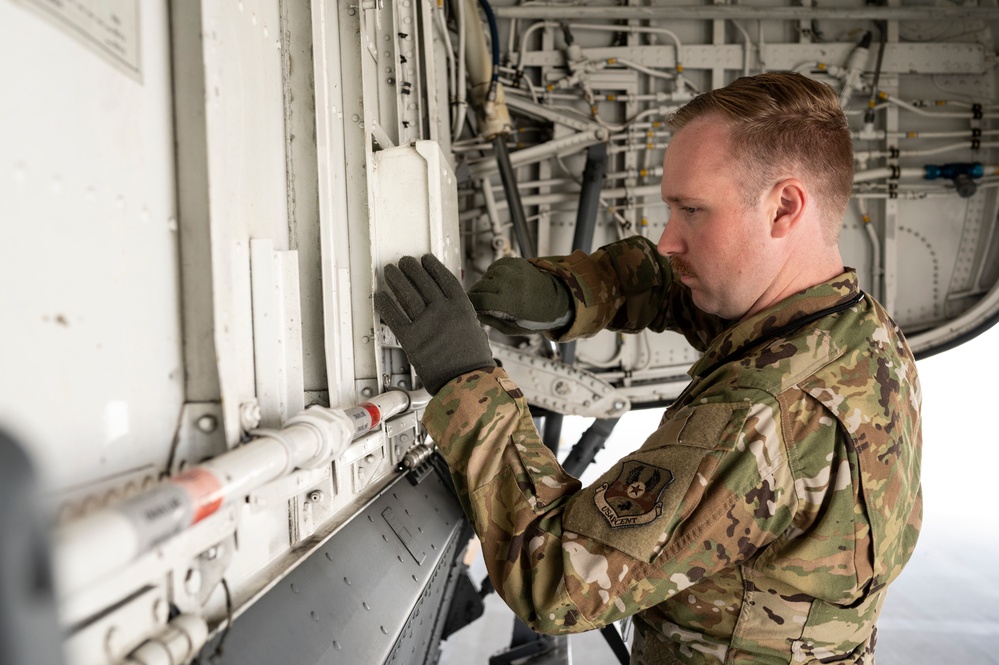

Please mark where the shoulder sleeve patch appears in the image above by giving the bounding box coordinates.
[563,403,749,562]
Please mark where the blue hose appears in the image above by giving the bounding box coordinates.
[476,0,501,101]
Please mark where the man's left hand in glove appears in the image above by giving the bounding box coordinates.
[374,254,496,395]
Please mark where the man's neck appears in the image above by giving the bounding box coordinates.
[742,249,845,322]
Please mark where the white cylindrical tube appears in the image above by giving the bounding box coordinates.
[853,167,924,183]
[122,614,209,665]
[364,389,412,422]
[55,392,414,597]
[469,130,606,178]
[198,436,295,503]
[54,509,141,600]
[458,0,511,138]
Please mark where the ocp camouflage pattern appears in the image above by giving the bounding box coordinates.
[423,235,922,664]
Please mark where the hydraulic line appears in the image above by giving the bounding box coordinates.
[729,19,754,75]
[839,32,871,109]
[479,177,507,259]
[854,129,999,141]
[515,21,556,79]
[541,412,565,453]
[458,0,510,138]
[488,183,662,207]
[543,143,608,456]
[880,92,999,119]
[54,389,425,598]
[434,8,456,109]
[493,136,536,258]
[476,0,501,105]
[853,167,926,183]
[571,142,608,256]
[559,21,684,49]
[469,128,607,178]
[450,0,468,138]
[865,22,886,124]
[856,143,999,164]
[852,191,951,199]
[561,417,621,477]
[856,198,883,303]
[614,57,678,83]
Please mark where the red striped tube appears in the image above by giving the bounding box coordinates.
[54,389,417,597]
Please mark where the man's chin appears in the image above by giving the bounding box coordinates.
[689,290,739,320]
[688,288,712,313]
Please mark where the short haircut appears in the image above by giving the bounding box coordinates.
[667,72,854,244]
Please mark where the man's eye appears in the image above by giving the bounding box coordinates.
[665,205,698,219]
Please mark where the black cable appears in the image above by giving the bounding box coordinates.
[562,417,621,477]
[600,624,631,665]
[542,143,608,452]
[208,578,234,664]
[492,136,536,258]
[699,292,865,379]
[866,20,887,125]
[541,413,564,454]
[572,143,608,257]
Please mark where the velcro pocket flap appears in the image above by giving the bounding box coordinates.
[648,402,747,451]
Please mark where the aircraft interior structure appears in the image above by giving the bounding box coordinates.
[2,0,998,663]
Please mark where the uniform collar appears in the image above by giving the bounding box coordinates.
[689,270,862,379]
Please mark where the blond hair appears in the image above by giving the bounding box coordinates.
[668,73,853,243]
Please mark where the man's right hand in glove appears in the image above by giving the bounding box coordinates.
[467,257,574,335]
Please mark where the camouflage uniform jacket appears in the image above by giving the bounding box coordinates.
[423,236,922,664]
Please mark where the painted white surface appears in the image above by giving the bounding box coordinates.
[0,0,183,493]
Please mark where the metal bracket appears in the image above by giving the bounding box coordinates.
[491,343,631,418]
[172,534,236,611]
[170,402,228,474]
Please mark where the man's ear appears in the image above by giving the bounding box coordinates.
[770,179,807,239]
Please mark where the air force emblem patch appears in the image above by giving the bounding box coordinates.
[595,461,674,528]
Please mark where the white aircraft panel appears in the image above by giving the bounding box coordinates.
[199,0,292,445]
[0,1,182,495]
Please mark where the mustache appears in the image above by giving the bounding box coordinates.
[669,257,695,278]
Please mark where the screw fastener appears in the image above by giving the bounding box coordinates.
[196,414,218,433]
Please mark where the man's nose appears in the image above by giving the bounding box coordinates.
[657,219,683,256]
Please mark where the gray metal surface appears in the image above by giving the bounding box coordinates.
[386,509,465,665]
[198,463,467,664]
[0,430,64,665]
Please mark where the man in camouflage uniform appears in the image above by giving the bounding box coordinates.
[375,72,922,664]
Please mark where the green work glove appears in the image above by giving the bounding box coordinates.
[374,254,496,395]
[468,257,573,335]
